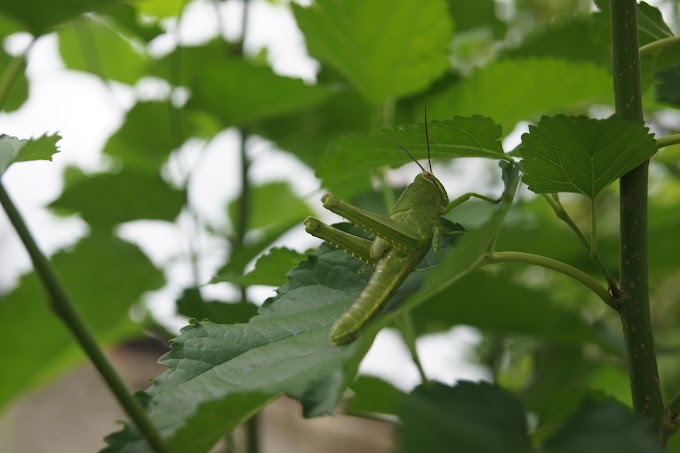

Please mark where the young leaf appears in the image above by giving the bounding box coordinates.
[49,169,186,230]
[213,247,308,287]
[293,0,452,103]
[0,232,164,409]
[58,15,147,84]
[427,58,612,134]
[519,115,657,198]
[0,134,61,175]
[345,375,407,418]
[398,381,530,453]
[319,115,506,198]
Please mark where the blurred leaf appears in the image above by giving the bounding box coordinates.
[293,0,452,103]
[519,115,657,197]
[427,58,612,134]
[58,15,147,84]
[635,1,673,44]
[504,18,608,65]
[0,50,29,112]
[413,270,602,345]
[187,58,333,127]
[543,399,664,453]
[655,64,680,107]
[346,375,406,418]
[447,0,506,38]
[0,0,124,34]
[101,3,164,42]
[253,87,373,168]
[0,134,61,175]
[319,115,506,198]
[214,247,308,286]
[177,288,257,324]
[135,0,185,19]
[0,232,164,408]
[228,181,311,233]
[399,381,530,453]
[49,168,186,230]
[103,101,220,172]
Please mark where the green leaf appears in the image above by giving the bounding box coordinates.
[446,0,506,38]
[345,375,406,418]
[228,181,312,233]
[187,58,333,127]
[543,399,664,453]
[136,0,185,19]
[427,58,612,134]
[0,0,124,35]
[636,1,673,44]
[103,163,519,452]
[319,115,506,198]
[0,232,164,409]
[293,0,453,103]
[252,87,373,168]
[102,3,164,42]
[214,247,308,287]
[0,134,61,175]
[176,288,257,325]
[0,50,28,112]
[399,381,530,453]
[519,115,658,197]
[58,15,147,84]
[49,168,186,230]
[413,270,602,344]
[655,64,680,107]
[103,101,220,172]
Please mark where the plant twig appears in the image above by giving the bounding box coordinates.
[541,194,620,297]
[0,183,170,453]
[396,314,429,385]
[481,251,615,307]
[656,133,680,149]
[611,0,665,441]
[639,35,680,56]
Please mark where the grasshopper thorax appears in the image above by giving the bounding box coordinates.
[415,171,449,210]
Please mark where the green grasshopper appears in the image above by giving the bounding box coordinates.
[305,124,499,346]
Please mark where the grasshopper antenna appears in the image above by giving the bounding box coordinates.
[393,139,426,173]
[424,100,432,173]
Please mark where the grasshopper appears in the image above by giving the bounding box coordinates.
[305,122,499,346]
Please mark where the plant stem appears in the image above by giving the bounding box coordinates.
[0,182,169,453]
[481,251,615,307]
[245,415,259,453]
[639,35,680,56]
[541,194,620,296]
[611,0,665,440]
[655,133,680,149]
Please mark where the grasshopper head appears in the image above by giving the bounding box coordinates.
[420,171,449,209]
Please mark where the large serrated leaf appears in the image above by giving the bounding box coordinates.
[103,162,520,452]
[519,115,657,198]
[427,58,612,134]
[293,0,452,103]
[319,115,506,198]
[399,381,530,453]
[0,232,164,409]
[0,134,61,175]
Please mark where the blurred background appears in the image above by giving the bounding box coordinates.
[2,0,680,451]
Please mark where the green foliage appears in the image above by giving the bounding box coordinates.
[293,0,452,103]
[215,247,308,287]
[0,50,28,112]
[0,0,123,34]
[0,134,60,174]
[519,116,657,197]
[0,232,164,409]
[320,116,506,197]
[176,288,257,325]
